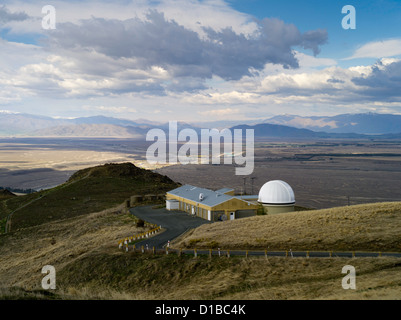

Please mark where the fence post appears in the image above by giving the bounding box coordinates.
[306,251,309,258]
[285,250,288,258]
[352,251,355,258]
[329,251,332,258]
[246,250,248,258]
[227,250,230,258]
[209,249,212,259]
[194,248,197,258]
[141,245,144,253]
[166,247,169,255]
[265,249,267,259]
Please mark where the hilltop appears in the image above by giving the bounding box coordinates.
[67,162,173,184]
[0,189,16,200]
[0,162,179,232]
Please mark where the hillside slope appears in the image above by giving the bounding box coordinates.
[1,201,401,300]
[1,204,400,300]
[0,162,179,232]
[0,189,16,200]
[173,202,401,252]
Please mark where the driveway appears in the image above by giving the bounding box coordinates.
[129,205,212,249]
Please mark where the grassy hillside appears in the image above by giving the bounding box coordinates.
[0,189,16,200]
[54,252,401,300]
[0,162,179,232]
[0,202,156,297]
[1,200,401,300]
[1,163,401,300]
[173,202,401,252]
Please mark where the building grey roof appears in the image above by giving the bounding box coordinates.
[167,184,234,208]
[215,187,235,194]
[233,195,258,200]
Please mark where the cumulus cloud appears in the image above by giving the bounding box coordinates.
[345,39,401,60]
[0,5,29,24]
[198,107,240,116]
[352,59,401,101]
[46,10,327,83]
[185,59,401,110]
[82,105,137,114]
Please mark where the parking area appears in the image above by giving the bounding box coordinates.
[129,205,212,248]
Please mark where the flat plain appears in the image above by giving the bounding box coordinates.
[1,138,401,209]
[157,139,401,209]
[1,140,401,300]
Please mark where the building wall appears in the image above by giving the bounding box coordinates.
[262,204,295,214]
[236,209,257,219]
[166,200,179,210]
[166,192,258,221]
[212,198,258,220]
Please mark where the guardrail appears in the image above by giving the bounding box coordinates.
[118,223,161,250]
[118,246,401,259]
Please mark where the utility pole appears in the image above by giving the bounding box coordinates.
[250,177,256,195]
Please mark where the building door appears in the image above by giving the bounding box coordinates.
[230,212,235,220]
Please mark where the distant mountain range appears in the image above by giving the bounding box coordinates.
[0,113,157,137]
[263,113,401,135]
[230,123,366,139]
[1,111,401,139]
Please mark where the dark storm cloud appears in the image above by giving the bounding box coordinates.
[0,5,29,23]
[352,60,401,101]
[46,10,328,81]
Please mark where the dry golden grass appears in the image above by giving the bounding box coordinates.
[1,201,401,300]
[173,202,401,252]
[0,203,145,291]
[54,254,401,300]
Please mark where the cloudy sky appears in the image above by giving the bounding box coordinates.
[0,0,401,122]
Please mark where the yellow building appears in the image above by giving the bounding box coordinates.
[166,185,258,221]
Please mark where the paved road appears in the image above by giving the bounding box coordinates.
[129,206,212,249]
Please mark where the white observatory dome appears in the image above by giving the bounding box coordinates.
[258,180,295,205]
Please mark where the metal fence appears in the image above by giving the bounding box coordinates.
[119,245,401,259]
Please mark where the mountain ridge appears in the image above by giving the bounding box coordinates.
[264,112,401,134]
[1,111,401,138]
